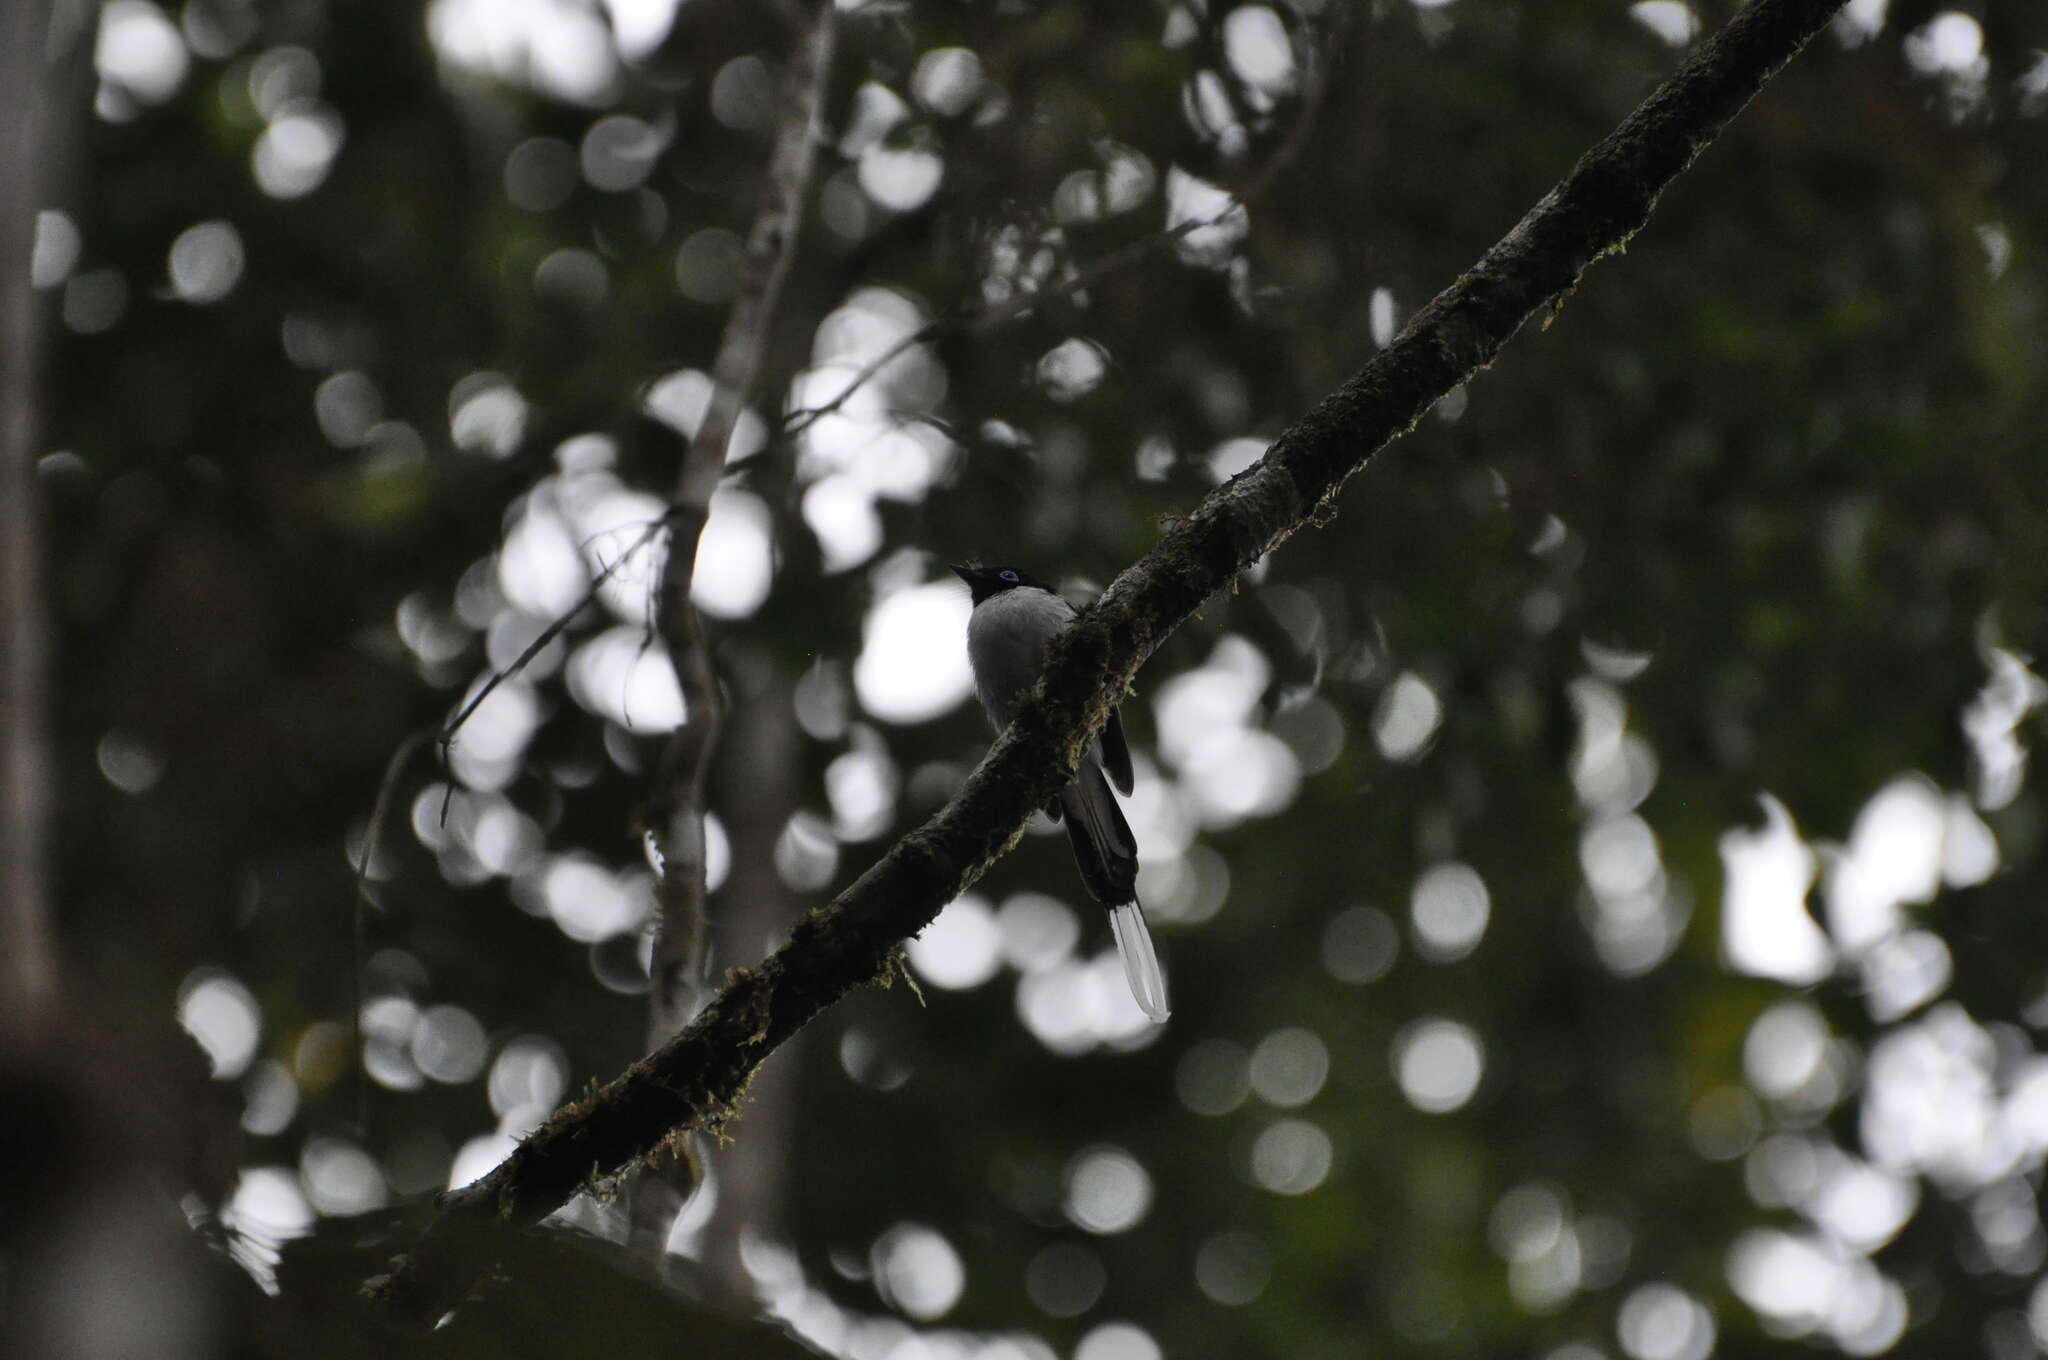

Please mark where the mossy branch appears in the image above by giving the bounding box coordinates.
[370,0,1848,1321]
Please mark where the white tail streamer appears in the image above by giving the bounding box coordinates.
[1109,901,1170,1024]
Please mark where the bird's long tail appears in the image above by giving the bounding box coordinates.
[1059,763,1169,1023]
[1108,901,1169,1024]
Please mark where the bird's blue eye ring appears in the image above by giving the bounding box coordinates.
[999,569,1020,583]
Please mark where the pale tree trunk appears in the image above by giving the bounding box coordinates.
[631,0,836,1273]
[2,15,238,1360]
[0,0,58,1050]
[693,662,803,1303]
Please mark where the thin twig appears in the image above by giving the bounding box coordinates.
[776,4,1343,443]
[348,728,434,1135]
[779,219,1222,443]
[349,518,664,1127]
[440,521,664,749]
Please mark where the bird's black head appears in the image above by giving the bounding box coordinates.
[950,563,1052,605]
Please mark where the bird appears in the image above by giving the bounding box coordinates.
[951,563,1169,1023]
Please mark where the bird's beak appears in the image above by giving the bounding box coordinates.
[949,564,976,585]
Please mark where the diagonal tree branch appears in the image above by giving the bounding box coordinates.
[371,0,1849,1319]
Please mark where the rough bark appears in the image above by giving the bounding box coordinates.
[371,0,1850,1319]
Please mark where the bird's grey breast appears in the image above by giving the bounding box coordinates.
[966,587,1076,726]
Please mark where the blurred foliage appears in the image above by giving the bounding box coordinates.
[23,0,2048,1357]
